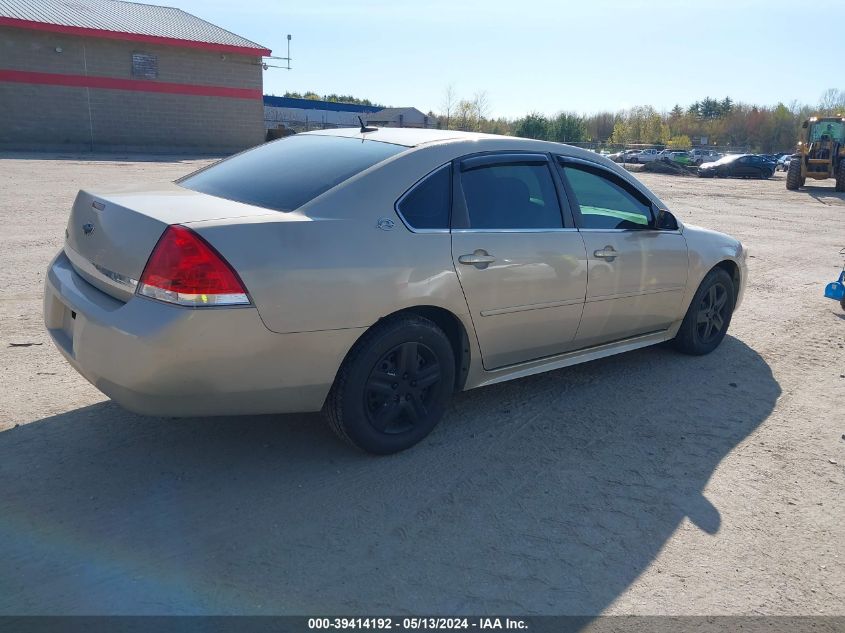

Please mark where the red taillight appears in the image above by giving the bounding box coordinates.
[137,225,250,306]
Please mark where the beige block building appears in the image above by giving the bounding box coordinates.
[0,0,270,152]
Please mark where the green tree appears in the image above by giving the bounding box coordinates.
[610,120,631,145]
[667,135,691,149]
[549,112,586,143]
[513,113,550,140]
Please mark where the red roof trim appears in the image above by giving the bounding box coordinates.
[0,69,262,100]
[0,16,271,57]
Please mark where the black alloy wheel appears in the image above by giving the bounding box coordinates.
[672,267,735,355]
[364,341,442,434]
[323,314,455,454]
[696,282,730,345]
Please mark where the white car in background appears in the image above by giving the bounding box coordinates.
[609,149,641,163]
[689,149,722,166]
[628,149,662,163]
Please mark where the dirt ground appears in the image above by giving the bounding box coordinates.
[0,154,843,616]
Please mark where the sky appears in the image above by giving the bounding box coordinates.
[170,0,840,119]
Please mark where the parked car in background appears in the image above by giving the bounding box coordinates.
[669,151,693,166]
[609,149,641,163]
[689,149,722,166]
[44,127,747,454]
[777,154,793,171]
[698,153,775,179]
[760,155,778,171]
[628,148,662,163]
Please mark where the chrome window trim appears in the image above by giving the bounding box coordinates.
[393,162,452,233]
[578,228,682,235]
[451,228,579,234]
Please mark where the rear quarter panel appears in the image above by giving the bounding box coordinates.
[188,142,476,334]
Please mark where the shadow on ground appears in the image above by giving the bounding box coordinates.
[800,184,845,205]
[0,337,780,615]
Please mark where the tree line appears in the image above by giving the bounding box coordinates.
[277,91,385,108]
[430,87,845,152]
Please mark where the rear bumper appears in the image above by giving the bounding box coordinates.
[44,251,364,417]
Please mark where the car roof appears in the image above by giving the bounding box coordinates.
[301,126,622,165]
[299,127,672,219]
[302,127,494,148]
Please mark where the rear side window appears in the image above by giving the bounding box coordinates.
[179,135,404,212]
[460,163,563,230]
[561,163,654,230]
[396,164,451,230]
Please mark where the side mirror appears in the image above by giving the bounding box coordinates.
[655,208,678,231]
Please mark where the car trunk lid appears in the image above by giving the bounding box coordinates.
[64,181,276,302]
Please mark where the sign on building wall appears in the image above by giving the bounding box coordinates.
[131,53,159,79]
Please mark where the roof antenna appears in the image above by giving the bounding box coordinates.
[358,116,377,133]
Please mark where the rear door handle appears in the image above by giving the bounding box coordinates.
[593,246,618,262]
[458,250,496,268]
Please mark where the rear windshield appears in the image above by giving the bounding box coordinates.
[178,134,405,212]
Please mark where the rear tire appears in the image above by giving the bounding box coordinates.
[672,268,735,356]
[835,160,845,192]
[323,314,455,454]
[786,158,802,190]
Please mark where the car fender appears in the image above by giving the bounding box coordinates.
[676,224,747,321]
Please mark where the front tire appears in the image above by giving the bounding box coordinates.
[786,158,803,190]
[323,314,455,454]
[672,268,735,356]
[835,160,845,192]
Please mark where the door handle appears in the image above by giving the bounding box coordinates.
[593,246,618,262]
[458,250,496,268]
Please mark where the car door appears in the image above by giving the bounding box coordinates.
[734,156,753,176]
[556,156,689,348]
[451,153,588,370]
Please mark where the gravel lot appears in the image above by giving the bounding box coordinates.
[0,154,843,615]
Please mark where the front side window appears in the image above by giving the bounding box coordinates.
[560,163,654,230]
[459,163,563,230]
[396,164,451,230]
[179,135,404,212]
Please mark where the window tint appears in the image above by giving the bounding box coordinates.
[397,164,451,229]
[460,163,562,229]
[561,164,654,230]
[179,135,404,212]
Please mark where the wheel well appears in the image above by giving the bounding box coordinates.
[714,260,740,303]
[389,306,471,391]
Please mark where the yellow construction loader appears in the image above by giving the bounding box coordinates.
[786,115,845,191]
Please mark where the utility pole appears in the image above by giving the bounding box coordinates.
[262,34,293,70]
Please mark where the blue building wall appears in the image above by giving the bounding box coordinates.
[263,96,382,114]
[263,96,383,130]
